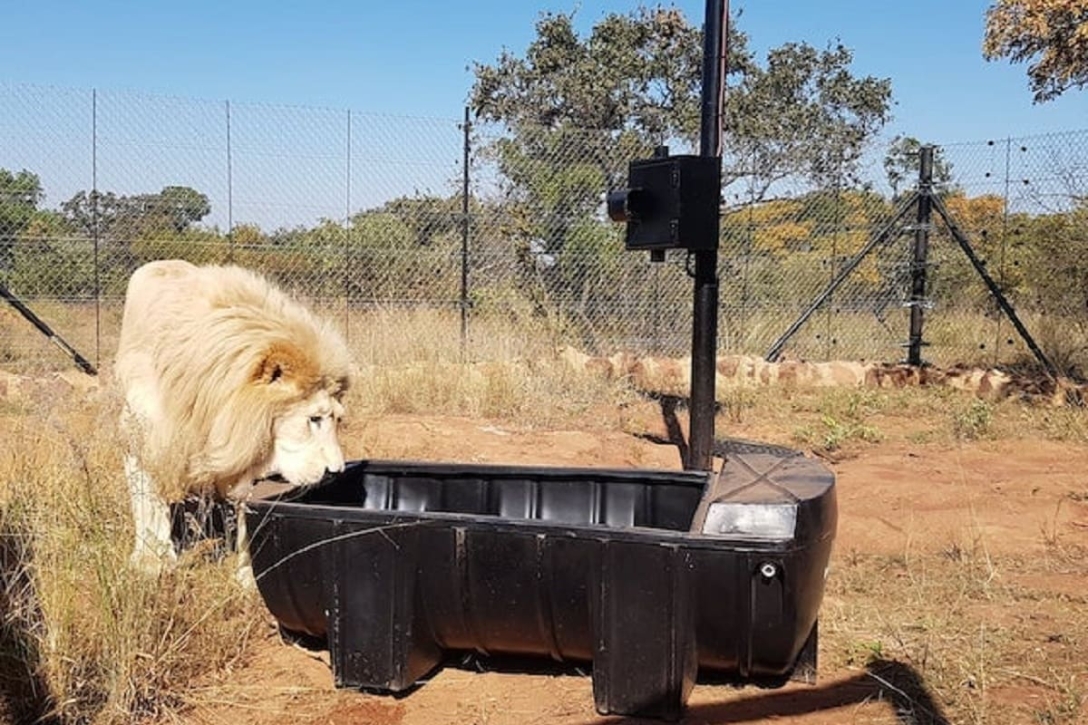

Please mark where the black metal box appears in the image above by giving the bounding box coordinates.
[621,154,720,252]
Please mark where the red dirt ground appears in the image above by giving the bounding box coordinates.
[179,409,1088,725]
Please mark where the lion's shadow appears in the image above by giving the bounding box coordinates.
[0,517,60,724]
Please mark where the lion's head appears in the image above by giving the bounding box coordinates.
[240,339,350,490]
[180,299,354,499]
[264,387,347,487]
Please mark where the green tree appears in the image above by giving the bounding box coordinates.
[62,190,129,240]
[10,210,99,297]
[471,7,715,140]
[1019,201,1088,315]
[983,0,1088,102]
[61,185,211,241]
[56,184,214,293]
[471,6,741,261]
[345,211,459,303]
[379,194,463,247]
[158,185,211,232]
[882,136,955,199]
[0,169,44,270]
[727,41,893,199]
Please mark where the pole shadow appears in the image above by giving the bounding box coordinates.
[635,392,795,464]
[632,392,705,466]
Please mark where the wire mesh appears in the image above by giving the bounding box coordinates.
[1,82,1086,376]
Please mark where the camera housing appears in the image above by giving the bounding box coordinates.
[607,148,720,256]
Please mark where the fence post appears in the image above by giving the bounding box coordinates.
[906,145,933,367]
[460,106,471,359]
[226,100,234,264]
[92,88,101,368]
[345,108,352,340]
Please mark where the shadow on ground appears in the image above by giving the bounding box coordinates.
[0,515,59,724]
[635,392,798,464]
[594,660,950,725]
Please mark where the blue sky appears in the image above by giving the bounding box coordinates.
[1,0,1085,144]
[2,1,1086,230]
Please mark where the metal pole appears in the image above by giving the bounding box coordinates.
[460,107,471,360]
[1,283,96,375]
[687,0,728,473]
[825,170,842,360]
[345,108,352,339]
[906,146,933,366]
[993,136,1012,367]
[226,100,234,263]
[92,88,100,369]
[740,149,755,340]
[653,265,661,353]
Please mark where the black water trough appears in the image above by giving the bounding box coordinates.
[245,440,836,720]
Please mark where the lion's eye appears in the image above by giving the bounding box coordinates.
[309,415,324,426]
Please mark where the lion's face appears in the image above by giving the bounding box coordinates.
[263,388,347,487]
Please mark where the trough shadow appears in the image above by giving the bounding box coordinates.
[0,519,60,725]
[596,659,950,725]
[170,496,239,559]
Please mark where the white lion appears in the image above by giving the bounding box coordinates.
[114,259,353,584]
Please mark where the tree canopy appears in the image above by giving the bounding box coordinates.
[726,40,892,197]
[470,5,894,212]
[471,7,715,144]
[61,185,210,240]
[983,0,1088,102]
[882,136,955,199]
[0,169,45,270]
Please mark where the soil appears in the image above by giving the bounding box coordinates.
[180,407,1088,725]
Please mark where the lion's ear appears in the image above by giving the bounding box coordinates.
[255,345,296,385]
[255,356,286,384]
[254,342,315,387]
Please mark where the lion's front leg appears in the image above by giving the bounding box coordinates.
[233,501,257,590]
[125,454,177,575]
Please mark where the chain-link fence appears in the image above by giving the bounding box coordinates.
[2,82,1087,376]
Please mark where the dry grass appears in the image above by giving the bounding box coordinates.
[0,308,1086,724]
[821,541,1088,725]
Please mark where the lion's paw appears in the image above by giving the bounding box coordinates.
[235,563,258,591]
[128,548,177,578]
